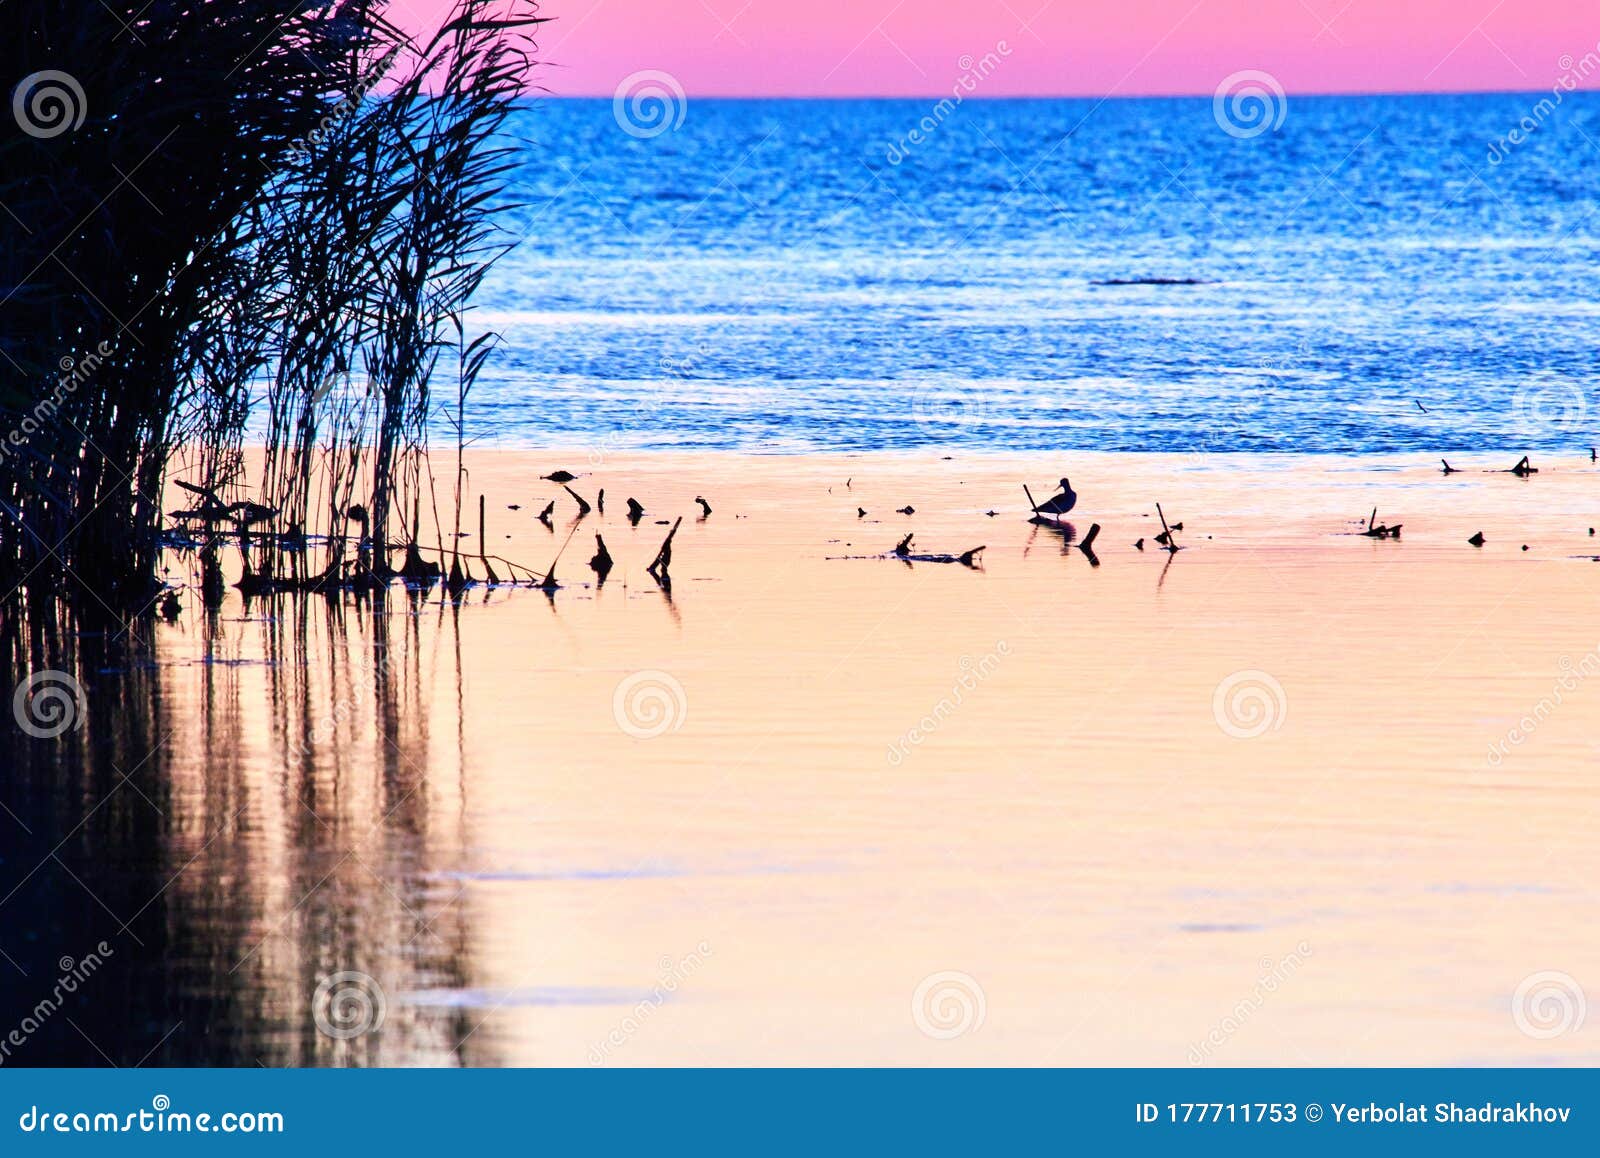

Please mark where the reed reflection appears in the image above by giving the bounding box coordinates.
[0,593,489,1067]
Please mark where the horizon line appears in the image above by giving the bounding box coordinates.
[532,86,1596,102]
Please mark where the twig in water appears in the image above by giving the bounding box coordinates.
[647,517,682,582]
[479,494,499,584]
[1155,503,1181,552]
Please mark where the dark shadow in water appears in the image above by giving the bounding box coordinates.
[0,593,490,1067]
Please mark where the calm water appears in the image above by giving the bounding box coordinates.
[5,452,1600,1066]
[468,94,1600,453]
[8,94,1600,1069]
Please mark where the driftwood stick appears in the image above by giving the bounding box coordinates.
[479,494,499,584]
[647,516,682,579]
[1156,502,1179,552]
[564,485,592,516]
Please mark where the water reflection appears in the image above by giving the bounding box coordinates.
[0,593,488,1067]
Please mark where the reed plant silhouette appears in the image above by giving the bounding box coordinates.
[1,0,540,608]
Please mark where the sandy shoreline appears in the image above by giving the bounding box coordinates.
[123,448,1600,1063]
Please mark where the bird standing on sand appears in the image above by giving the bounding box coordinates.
[1034,478,1077,517]
[542,470,577,484]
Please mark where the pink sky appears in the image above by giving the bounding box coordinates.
[405,0,1600,97]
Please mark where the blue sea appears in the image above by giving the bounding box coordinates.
[468,93,1600,453]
